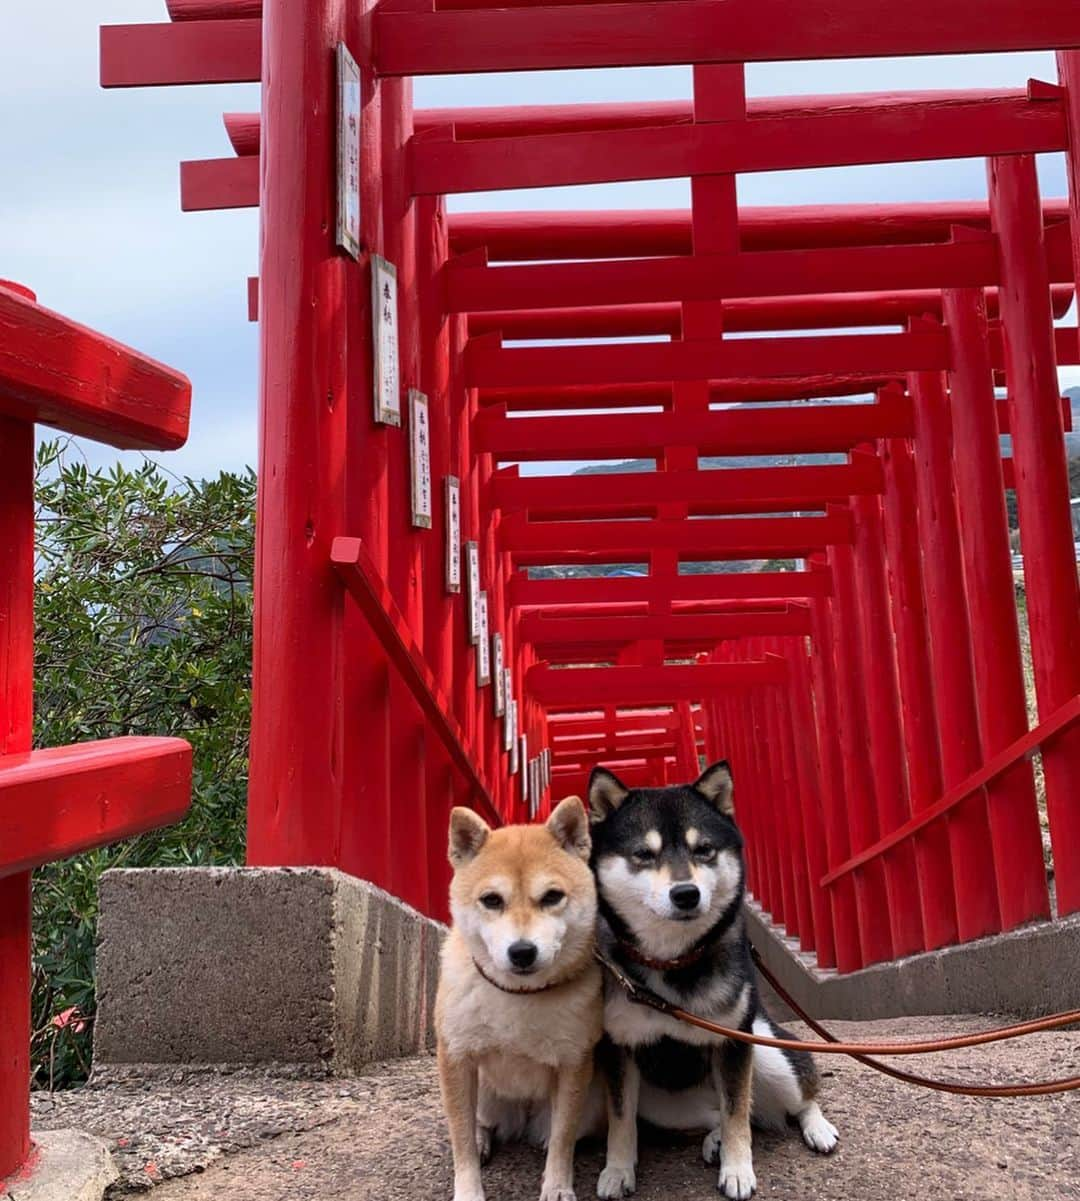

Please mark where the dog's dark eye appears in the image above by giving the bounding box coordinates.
[479,892,504,911]
[540,889,565,908]
[633,848,657,863]
[694,844,717,860]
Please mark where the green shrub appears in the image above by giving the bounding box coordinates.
[30,441,255,1089]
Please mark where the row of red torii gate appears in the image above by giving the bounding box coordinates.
[4,0,1080,1181]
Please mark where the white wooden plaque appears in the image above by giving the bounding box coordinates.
[520,734,529,802]
[509,701,519,770]
[503,671,514,752]
[445,476,461,593]
[335,43,362,259]
[371,255,400,425]
[465,541,481,644]
[477,593,491,685]
[409,390,432,528]
[544,748,552,788]
[492,634,505,716]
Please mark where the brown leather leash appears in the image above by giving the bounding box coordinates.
[596,947,1080,1097]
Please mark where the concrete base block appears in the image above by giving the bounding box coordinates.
[747,899,1080,1019]
[94,868,443,1071]
[5,1130,117,1201]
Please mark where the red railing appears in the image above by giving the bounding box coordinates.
[0,282,193,1179]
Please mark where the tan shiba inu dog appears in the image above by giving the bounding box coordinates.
[436,797,603,1201]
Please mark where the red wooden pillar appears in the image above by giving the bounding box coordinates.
[0,415,34,1179]
[808,560,863,972]
[941,285,1050,927]
[878,434,958,949]
[786,630,836,967]
[768,647,814,950]
[908,363,1002,941]
[755,643,797,936]
[850,485,924,956]
[249,0,353,869]
[827,538,894,965]
[988,154,1080,915]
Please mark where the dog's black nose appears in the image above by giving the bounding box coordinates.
[670,883,701,911]
[508,940,538,969]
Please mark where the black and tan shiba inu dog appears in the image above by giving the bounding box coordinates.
[588,761,838,1201]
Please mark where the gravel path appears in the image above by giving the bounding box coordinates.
[31,1017,1080,1200]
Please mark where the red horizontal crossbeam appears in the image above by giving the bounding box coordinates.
[490,461,884,517]
[480,376,889,411]
[0,738,192,878]
[330,537,498,823]
[526,660,787,707]
[0,285,190,449]
[821,695,1080,888]
[412,92,1065,196]
[166,0,259,18]
[181,156,259,211]
[501,512,853,564]
[448,201,1071,260]
[374,1,1080,76]
[100,19,261,87]
[550,712,677,737]
[448,239,1001,313]
[469,287,1074,340]
[476,397,914,461]
[521,608,812,647]
[510,570,831,608]
[466,330,947,390]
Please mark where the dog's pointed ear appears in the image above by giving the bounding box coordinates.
[449,807,490,867]
[588,766,630,823]
[546,796,591,861]
[693,760,735,817]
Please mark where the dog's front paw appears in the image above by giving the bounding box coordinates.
[597,1162,636,1199]
[702,1128,723,1165]
[452,1184,485,1201]
[798,1103,839,1154]
[717,1158,756,1200]
[539,1186,576,1201]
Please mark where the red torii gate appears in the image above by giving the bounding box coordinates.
[0,283,193,1178]
[96,0,1080,1087]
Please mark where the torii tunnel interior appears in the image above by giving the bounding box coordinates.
[101,2,1080,977]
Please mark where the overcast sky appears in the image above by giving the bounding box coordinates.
[0,3,1074,480]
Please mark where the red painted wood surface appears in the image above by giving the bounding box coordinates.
[0,418,34,1180]
[0,273,191,1177]
[989,155,1080,916]
[374,1,1080,77]
[411,94,1066,196]
[100,20,261,87]
[0,286,190,449]
[476,397,913,460]
[0,740,192,877]
[448,200,1071,260]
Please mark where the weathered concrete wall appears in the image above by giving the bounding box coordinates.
[746,899,1080,1020]
[94,868,443,1071]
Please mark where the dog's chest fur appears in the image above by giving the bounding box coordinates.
[601,921,756,1090]
[437,929,602,1099]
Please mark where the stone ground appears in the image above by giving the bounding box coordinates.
[29,1017,1080,1201]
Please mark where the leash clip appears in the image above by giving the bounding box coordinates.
[595,950,674,1015]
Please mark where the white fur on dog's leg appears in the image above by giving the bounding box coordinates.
[702,1128,723,1166]
[540,1187,577,1201]
[717,1156,757,1201]
[596,1164,636,1199]
[452,1179,485,1201]
[797,1101,839,1154]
